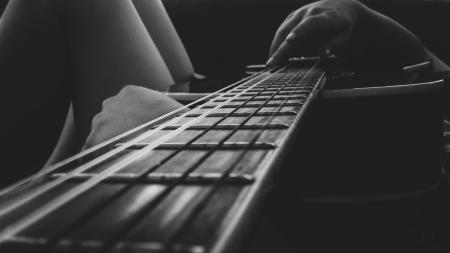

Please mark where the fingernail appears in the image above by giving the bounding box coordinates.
[266,57,275,66]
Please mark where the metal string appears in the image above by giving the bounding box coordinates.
[0,66,286,243]
[0,70,264,200]
[96,63,315,253]
[42,66,293,252]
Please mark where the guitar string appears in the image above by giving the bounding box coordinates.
[96,63,314,253]
[42,65,292,252]
[0,77,263,223]
[96,68,305,253]
[161,62,320,252]
[0,66,287,243]
[8,64,314,251]
[0,70,265,200]
[0,74,266,222]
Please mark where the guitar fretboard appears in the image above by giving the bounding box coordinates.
[0,61,325,253]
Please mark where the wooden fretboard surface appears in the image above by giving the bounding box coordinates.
[0,62,325,253]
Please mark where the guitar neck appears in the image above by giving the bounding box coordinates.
[0,59,325,253]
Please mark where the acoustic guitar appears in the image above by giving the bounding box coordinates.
[0,58,444,253]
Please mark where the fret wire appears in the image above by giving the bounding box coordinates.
[242,82,310,85]
[223,91,310,97]
[186,111,298,117]
[0,66,287,244]
[213,95,306,102]
[156,123,289,131]
[162,61,321,251]
[200,102,302,109]
[0,68,267,201]
[40,67,293,251]
[121,141,277,150]
[232,87,312,91]
[97,63,314,252]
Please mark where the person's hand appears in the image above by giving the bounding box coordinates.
[84,85,188,148]
[268,0,428,70]
[268,0,359,65]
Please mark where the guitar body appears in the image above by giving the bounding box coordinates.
[299,70,444,201]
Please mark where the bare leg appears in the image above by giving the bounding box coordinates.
[132,0,195,85]
[59,0,174,145]
[0,0,70,185]
[0,0,177,182]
